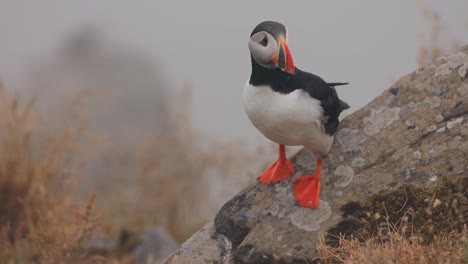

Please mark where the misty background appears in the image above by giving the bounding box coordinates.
[0,1,467,257]
[2,1,467,142]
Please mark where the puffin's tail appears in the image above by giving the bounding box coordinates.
[328,82,350,110]
[339,100,350,111]
[327,82,349,87]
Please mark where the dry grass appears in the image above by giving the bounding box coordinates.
[0,84,100,263]
[0,79,267,263]
[317,228,467,264]
[318,195,467,264]
[319,177,467,264]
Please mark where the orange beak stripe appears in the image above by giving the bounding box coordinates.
[278,37,295,75]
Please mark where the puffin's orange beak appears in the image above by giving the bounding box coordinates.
[274,36,295,75]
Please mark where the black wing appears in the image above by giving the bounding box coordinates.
[294,69,349,135]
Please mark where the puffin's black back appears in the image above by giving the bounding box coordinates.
[249,59,349,136]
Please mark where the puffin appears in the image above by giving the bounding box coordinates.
[243,21,349,208]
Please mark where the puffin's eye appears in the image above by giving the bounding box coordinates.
[260,36,268,47]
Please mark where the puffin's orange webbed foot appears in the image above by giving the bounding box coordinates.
[293,159,322,208]
[257,145,295,184]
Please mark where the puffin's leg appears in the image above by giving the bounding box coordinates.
[293,158,322,208]
[257,144,295,184]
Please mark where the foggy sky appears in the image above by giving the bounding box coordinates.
[1,1,467,142]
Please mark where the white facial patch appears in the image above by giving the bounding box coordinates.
[248,31,278,69]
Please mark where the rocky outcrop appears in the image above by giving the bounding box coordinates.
[87,226,178,263]
[162,45,468,264]
[160,223,233,264]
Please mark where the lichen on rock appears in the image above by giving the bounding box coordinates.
[333,166,355,188]
[290,201,332,232]
[363,106,401,136]
[336,128,366,152]
[351,157,366,168]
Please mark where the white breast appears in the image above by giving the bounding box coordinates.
[243,83,333,157]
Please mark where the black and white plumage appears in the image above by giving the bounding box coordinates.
[243,21,349,208]
[244,21,349,159]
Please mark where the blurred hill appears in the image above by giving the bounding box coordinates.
[30,27,169,136]
[20,26,274,241]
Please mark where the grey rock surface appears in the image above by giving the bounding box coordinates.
[87,226,178,264]
[162,45,468,264]
[161,223,233,264]
[133,226,178,264]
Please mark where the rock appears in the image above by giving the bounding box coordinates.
[87,226,178,264]
[133,227,178,264]
[161,223,233,264]
[86,233,117,259]
[162,45,468,264]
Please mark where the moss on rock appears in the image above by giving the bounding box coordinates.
[326,177,467,246]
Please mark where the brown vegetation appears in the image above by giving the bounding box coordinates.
[318,178,467,263]
[0,85,100,263]
[318,229,466,264]
[326,178,467,246]
[0,82,267,263]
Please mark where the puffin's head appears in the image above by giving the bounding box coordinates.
[248,21,295,75]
